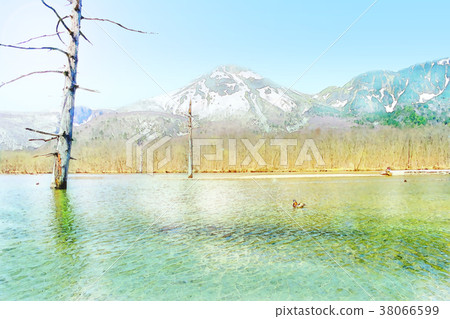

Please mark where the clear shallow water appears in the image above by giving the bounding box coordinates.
[0,174,448,300]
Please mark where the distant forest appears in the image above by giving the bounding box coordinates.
[1,125,448,174]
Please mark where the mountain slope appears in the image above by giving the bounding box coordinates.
[314,58,450,116]
[122,65,319,131]
[0,106,113,150]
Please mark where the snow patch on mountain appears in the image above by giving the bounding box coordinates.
[239,70,263,80]
[386,83,407,113]
[257,87,296,112]
[419,78,448,103]
[210,70,229,80]
[385,79,409,113]
[331,100,347,108]
[419,92,438,103]
[437,58,450,65]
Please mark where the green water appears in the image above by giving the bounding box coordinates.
[0,174,448,300]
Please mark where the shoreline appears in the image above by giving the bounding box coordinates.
[2,169,449,179]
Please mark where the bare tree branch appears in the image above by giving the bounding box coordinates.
[80,32,93,45]
[0,43,68,55]
[16,32,64,45]
[56,15,92,45]
[82,17,155,35]
[41,1,91,45]
[29,136,58,142]
[25,128,60,137]
[33,152,76,160]
[33,153,76,159]
[55,15,70,44]
[75,85,100,93]
[0,70,63,88]
[33,152,57,158]
[41,0,72,34]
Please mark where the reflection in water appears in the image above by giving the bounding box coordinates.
[52,190,78,251]
[0,174,448,300]
[50,190,86,299]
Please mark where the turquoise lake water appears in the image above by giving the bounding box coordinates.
[0,174,448,300]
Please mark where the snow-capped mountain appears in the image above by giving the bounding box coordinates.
[0,112,60,150]
[314,58,450,115]
[124,59,449,127]
[122,65,316,131]
[0,106,112,150]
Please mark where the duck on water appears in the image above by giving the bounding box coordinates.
[293,199,305,209]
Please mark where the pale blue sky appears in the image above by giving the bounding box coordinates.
[0,0,449,112]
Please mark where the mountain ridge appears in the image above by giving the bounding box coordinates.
[123,58,449,122]
[1,58,448,150]
[314,57,449,115]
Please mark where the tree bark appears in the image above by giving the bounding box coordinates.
[187,100,193,178]
[52,0,82,189]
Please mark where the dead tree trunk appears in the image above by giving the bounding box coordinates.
[187,100,193,178]
[52,0,82,189]
[1,1,151,187]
